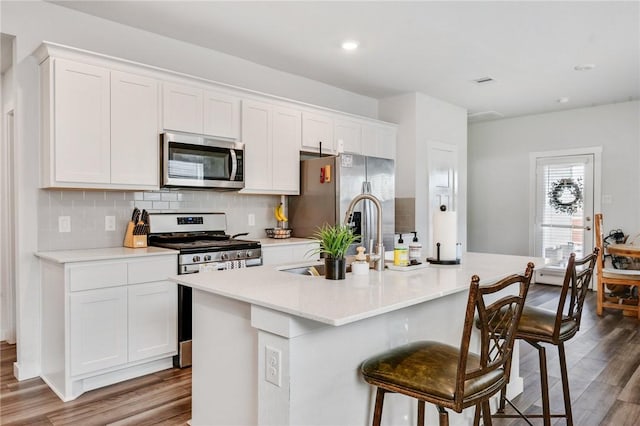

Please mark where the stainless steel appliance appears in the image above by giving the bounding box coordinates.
[289,154,395,255]
[161,132,244,189]
[147,212,261,368]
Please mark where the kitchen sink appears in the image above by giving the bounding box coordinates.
[279,263,351,276]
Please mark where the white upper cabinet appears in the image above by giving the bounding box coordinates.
[362,123,397,159]
[302,112,334,154]
[272,106,301,193]
[162,82,241,140]
[41,58,160,190]
[50,58,111,184]
[242,100,300,194]
[111,71,159,186]
[162,82,204,134]
[242,100,273,192]
[203,90,241,140]
[334,118,362,154]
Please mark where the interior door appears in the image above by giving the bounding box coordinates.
[534,154,594,279]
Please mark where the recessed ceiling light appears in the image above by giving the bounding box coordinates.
[574,64,596,71]
[557,97,570,104]
[341,40,359,51]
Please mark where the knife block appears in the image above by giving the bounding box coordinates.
[123,221,147,248]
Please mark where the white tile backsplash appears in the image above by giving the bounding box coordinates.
[38,189,283,251]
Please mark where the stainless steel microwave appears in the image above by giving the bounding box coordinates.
[161,132,244,189]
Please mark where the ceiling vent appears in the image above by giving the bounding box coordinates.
[467,110,504,122]
[471,76,496,85]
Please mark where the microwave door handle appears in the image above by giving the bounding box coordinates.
[229,149,237,180]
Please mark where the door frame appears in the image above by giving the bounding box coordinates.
[528,147,602,256]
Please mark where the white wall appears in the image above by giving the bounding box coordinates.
[1,50,16,343]
[0,0,381,379]
[468,101,640,255]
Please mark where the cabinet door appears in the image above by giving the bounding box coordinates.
[70,287,127,376]
[261,243,320,265]
[362,123,396,159]
[334,118,362,154]
[203,90,240,139]
[111,71,159,187]
[128,281,177,362]
[272,106,301,194]
[302,112,333,153]
[242,100,272,191]
[54,58,111,184]
[162,82,203,134]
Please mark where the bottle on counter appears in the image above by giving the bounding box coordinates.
[409,232,422,264]
[351,246,370,275]
[394,234,409,267]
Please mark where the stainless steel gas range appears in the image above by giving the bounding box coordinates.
[147,212,262,368]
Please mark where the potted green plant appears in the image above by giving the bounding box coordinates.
[311,224,359,280]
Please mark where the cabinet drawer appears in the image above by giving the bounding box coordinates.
[128,257,177,284]
[69,262,127,292]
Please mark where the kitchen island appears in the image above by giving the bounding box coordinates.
[172,252,542,426]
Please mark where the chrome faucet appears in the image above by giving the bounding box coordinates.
[344,194,384,271]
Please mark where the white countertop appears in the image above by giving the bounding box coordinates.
[36,246,179,263]
[257,237,317,247]
[172,252,542,326]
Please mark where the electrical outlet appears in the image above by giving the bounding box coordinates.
[265,345,281,387]
[105,216,116,231]
[248,213,256,227]
[58,216,71,233]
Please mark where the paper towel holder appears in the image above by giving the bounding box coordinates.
[427,205,460,265]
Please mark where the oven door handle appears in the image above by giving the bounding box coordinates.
[230,149,238,181]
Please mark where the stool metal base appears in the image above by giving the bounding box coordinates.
[492,340,573,426]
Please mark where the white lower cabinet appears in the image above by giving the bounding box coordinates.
[128,281,177,362]
[261,241,320,265]
[39,253,177,401]
[70,287,128,376]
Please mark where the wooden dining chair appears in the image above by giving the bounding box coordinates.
[594,213,640,319]
[360,262,534,426]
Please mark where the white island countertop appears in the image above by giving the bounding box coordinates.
[172,251,542,326]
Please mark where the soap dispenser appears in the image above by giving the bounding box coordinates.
[393,234,409,267]
[409,232,422,264]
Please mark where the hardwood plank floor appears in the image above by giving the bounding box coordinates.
[1,283,638,425]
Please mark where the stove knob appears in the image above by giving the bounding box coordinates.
[246,250,253,258]
[204,255,212,262]
[193,255,201,263]
[220,253,229,261]
[236,252,243,259]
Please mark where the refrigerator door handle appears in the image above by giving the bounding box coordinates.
[363,181,375,251]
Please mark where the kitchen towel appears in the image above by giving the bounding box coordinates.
[432,209,457,261]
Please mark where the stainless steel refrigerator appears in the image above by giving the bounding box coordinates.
[289,154,395,255]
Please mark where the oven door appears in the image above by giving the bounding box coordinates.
[162,132,244,189]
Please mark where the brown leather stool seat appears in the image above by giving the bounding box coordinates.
[360,263,534,426]
[517,306,578,341]
[361,341,505,401]
[493,250,598,426]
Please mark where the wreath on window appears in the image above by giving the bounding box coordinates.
[548,178,583,215]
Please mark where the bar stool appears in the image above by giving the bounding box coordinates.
[494,249,598,426]
[360,262,534,426]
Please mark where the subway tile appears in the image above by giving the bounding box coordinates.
[84,191,106,201]
[143,192,161,201]
[60,190,85,201]
[132,201,153,209]
[161,192,178,202]
[131,192,145,201]
[105,191,127,201]
[152,201,170,210]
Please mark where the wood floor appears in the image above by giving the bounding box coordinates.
[1,283,638,425]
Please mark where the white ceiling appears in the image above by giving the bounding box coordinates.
[51,1,640,120]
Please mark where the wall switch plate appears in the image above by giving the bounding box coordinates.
[248,213,255,227]
[105,216,116,231]
[265,345,281,387]
[58,216,71,233]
